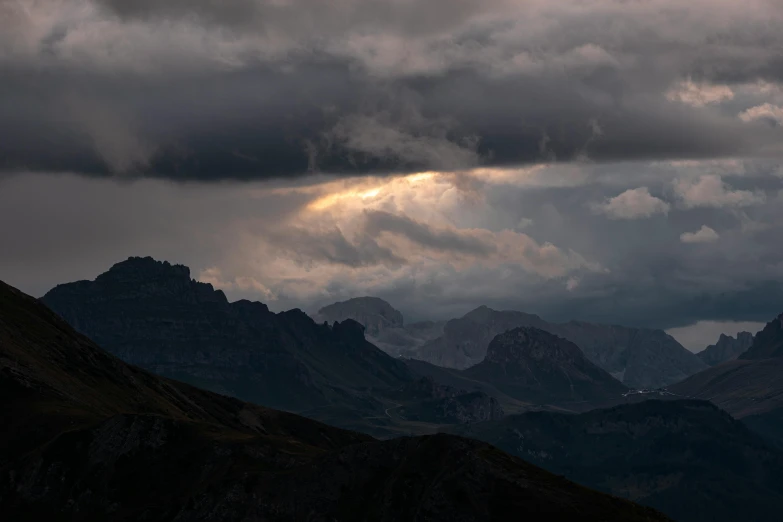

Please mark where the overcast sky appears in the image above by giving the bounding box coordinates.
[2,0,782,349]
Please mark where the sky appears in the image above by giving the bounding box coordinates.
[1,0,782,350]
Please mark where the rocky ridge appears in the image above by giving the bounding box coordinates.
[697,331,754,366]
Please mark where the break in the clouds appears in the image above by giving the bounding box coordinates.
[1,0,783,179]
[2,1,783,349]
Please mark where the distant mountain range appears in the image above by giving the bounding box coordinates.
[696,331,754,366]
[317,299,707,389]
[448,400,783,522]
[0,279,671,521]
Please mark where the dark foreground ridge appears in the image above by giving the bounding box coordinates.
[0,280,670,521]
[448,399,783,522]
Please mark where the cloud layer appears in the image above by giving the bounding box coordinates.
[1,0,782,179]
[2,1,783,352]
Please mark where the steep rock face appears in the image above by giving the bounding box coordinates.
[0,279,672,522]
[739,313,783,360]
[462,328,627,404]
[697,332,754,366]
[415,306,705,389]
[313,297,445,356]
[391,377,505,424]
[41,257,414,414]
[449,400,783,522]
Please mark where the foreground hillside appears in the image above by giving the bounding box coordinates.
[670,313,783,448]
[0,280,669,521]
[448,400,783,522]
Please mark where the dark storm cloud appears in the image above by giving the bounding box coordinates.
[1,0,782,180]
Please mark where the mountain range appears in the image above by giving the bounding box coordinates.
[0,278,671,521]
[41,258,413,416]
[322,300,706,389]
[416,306,707,389]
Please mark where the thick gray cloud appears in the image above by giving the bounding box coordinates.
[1,0,782,180]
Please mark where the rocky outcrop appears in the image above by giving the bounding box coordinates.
[462,327,627,404]
[313,297,444,356]
[0,279,672,522]
[415,306,706,389]
[41,257,414,415]
[697,332,754,366]
[739,313,783,360]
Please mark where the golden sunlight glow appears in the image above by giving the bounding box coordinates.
[304,172,437,212]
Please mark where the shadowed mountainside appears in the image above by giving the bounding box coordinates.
[41,257,429,436]
[448,400,783,522]
[670,312,783,447]
[463,327,627,406]
[0,279,670,522]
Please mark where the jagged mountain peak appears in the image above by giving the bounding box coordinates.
[101,255,191,279]
[48,256,228,305]
[697,330,755,366]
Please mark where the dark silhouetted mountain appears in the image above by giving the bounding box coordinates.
[415,306,706,389]
[462,327,627,406]
[0,280,671,522]
[386,376,505,424]
[697,331,754,366]
[41,257,414,415]
[313,296,445,356]
[739,312,783,360]
[448,400,783,522]
[670,313,783,447]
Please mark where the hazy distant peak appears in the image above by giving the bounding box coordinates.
[315,296,404,336]
[697,330,755,366]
